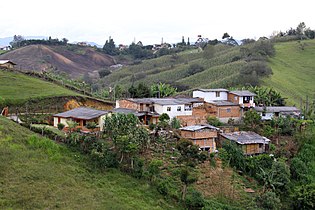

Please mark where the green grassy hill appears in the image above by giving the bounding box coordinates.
[102,44,244,90]
[0,69,80,105]
[0,116,176,209]
[264,39,315,106]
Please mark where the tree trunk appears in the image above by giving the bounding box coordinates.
[182,184,187,201]
[119,153,124,163]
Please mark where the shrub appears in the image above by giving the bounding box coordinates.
[170,117,181,129]
[57,123,65,130]
[98,69,111,78]
[257,191,281,210]
[185,189,205,209]
[186,64,205,76]
[292,183,315,210]
[207,116,223,127]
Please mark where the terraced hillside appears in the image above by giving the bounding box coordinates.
[0,116,176,209]
[264,39,315,106]
[102,44,245,90]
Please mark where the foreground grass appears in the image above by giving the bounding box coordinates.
[0,116,177,209]
[0,70,79,105]
[264,39,315,106]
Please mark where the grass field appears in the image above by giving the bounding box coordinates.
[0,116,177,209]
[264,39,315,106]
[0,69,80,105]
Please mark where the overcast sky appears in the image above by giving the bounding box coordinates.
[1,0,314,45]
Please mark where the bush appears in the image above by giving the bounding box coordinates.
[185,189,205,209]
[292,183,315,210]
[186,64,205,76]
[57,123,65,130]
[98,69,111,78]
[207,116,223,127]
[257,191,281,210]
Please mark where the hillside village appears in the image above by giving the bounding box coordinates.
[0,23,315,209]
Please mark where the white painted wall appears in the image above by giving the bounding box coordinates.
[258,112,274,120]
[154,104,192,119]
[239,96,255,107]
[53,117,69,127]
[193,90,228,102]
[98,114,108,131]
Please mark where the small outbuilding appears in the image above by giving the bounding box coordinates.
[254,106,301,120]
[180,124,219,152]
[53,107,108,131]
[220,131,270,155]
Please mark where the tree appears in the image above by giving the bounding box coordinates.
[222,32,230,39]
[103,113,149,168]
[10,35,25,48]
[170,117,181,129]
[257,191,281,210]
[296,22,306,37]
[98,69,111,78]
[243,110,262,132]
[103,37,118,55]
[150,82,177,98]
[207,116,223,127]
[66,120,79,134]
[180,168,197,201]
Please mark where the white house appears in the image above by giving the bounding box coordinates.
[254,106,301,120]
[116,97,202,119]
[193,89,229,102]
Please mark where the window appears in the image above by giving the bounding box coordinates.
[226,108,231,113]
[184,104,192,111]
[177,106,181,111]
[167,107,171,111]
[262,112,266,116]
[234,96,237,101]
[215,91,220,97]
[243,96,251,103]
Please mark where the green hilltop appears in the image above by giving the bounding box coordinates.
[0,116,177,209]
[264,39,315,106]
[0,69,80,105]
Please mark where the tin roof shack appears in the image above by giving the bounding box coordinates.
[0,60,16,69]
[254,106,301,120]
[180,124,219,152]
[113,108,159,125]
[220,131,270,155]
[53,107,108,132]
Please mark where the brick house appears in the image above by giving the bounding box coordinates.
[116,97,203,125]
[193,89,256,122]
[220,131,270,155]
[180,124,219,152]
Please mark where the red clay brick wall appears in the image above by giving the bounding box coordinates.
[118,100,139,110]
[217,106,241,118]
[228,93,239,104]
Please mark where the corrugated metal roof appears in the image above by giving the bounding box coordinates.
[180,124,219,131]
[229,90,256,96]
[53,107,108,120]
[221,131,270,144]
[254,106,300,113]
[113,108,159,117]
[127,97,202,105]
[195,88,229,92]
[0,60,16,65]
[207,100,238,106]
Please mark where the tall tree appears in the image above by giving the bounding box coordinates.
[103,37,118,55]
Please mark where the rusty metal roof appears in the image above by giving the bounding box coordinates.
[180,124,219,131]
